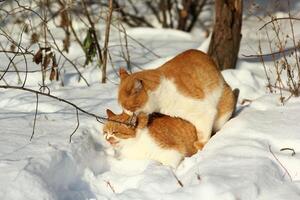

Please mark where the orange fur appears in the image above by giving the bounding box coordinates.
[216,83,236,122]
[103,110,202,157]
[118,49,236,141]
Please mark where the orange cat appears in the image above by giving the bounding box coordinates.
[118,49,236,144]
[103,109,202,168]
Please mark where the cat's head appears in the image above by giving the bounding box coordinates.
[118,68,148,113]
[103,109,148,147]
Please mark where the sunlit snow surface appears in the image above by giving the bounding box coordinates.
[1,1,300,199]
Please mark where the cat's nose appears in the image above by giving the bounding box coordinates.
[106,136,118,146]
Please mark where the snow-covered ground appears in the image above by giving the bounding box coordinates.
[1,1,300,200]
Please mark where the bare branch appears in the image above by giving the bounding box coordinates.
[102,0,114,83]
[0,84,104,121]
[280,148,296,156]
[259,17,300,31]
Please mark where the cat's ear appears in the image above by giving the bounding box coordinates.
[106,109,116,118]
[119,68,129,80]
[137,113,148,128]
[133,79,143,93]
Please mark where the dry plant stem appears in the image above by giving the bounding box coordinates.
[146,1,162,24]
[30,93,39,141]
[105,180,116,193]
[271,19,296,93]
[0,27,25,82]
[69,20,85,52]
[102,0,114,83]
[258,39,272,93]
[0,50,18,81]
[265,26,284,102]
[268,145,292,181]
[0,29,34,57]
[118,22,131,72]
[114,1,154,28]
[13,0,89,86]
[170,168,183,187]
[98,15,160,58]
[256,15,300,100]
[42,1,48,91]
[0,76,8,85]
[0,43,22,84]
[0,50,33,55]
[259,17,300,31]
[107,50,122,84]
[0,68,52,73]
[288,3,300,91]
[69,108,79,143]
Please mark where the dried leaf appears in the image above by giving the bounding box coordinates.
[33,49,43,64]
[31,33,39,44]
[83,28,96,65]
[50,68,56,81]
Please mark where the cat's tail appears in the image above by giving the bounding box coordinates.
[231,88,240,118]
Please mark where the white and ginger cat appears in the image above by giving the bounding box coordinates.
[103,109,202,168]
[118,49,236,144]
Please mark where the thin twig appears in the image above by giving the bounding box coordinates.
[0,68,51,73]
[242,46,299,58]
[30,93,39,141]
[0,85,104,121]
[259,17,300,31]
[170,168,183,187]
[0,85,137,127]
[288,1,300,94]
[109,21,161,58]
[69,108,79,143]
[12,0,90,86]
[0,25,26,82]
[47,29,90,86]
[268,145,292,181]
[118,22,131,72]
[0,50,33,55]
[104,180,116,193]
[280,148,296,156]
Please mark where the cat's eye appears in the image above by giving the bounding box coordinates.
[111,131,117,135]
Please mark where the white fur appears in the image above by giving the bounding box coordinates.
[213,111,233,131]
[137,77,223,143]
[107,128,183,168]
[123,109,133,115]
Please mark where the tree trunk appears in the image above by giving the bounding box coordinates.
[208,0,242,70]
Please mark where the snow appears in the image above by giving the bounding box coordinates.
[1,1,300,200]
